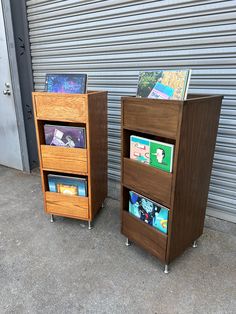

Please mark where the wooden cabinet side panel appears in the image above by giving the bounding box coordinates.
[87,92,108,219]
[32,95,47,213]
[167,97,222,263]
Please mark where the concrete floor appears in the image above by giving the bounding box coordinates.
[0,165,235,314]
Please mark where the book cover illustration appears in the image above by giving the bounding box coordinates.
[45,73,87,94]
[129,191,168,234]
[44,125,86,148]
[130,135,174,172]
[149,140,174,173]
[130,135,150,164]
[48,174,87,197]
[136,69,191,100]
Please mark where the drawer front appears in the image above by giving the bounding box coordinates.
[45,192,89,220]
[123,98,181,139]
[123,158,172,207]
[34,94,88,122]
[121,211,167,263]
[41,145,88,174]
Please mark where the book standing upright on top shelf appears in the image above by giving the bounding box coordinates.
[136,69,191,100]
[45,73,87,94]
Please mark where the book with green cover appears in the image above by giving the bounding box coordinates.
[136,69,191,100]
[149,140,174,172]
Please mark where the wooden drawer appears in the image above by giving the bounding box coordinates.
[121,211,167,263]
[123,158,172,207]
[41,145,88,174]
[33,93,88,122]
[45,192,89,220]
[122,97,181,139]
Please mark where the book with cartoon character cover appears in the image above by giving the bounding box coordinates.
[136,69,191,100]
[149,140,174,173]
[129,191,169,234]
[48,174,87,197]
[130,135,174,172]
[44,124,86,148]
[130,135,150,164]
[45,73,87,94]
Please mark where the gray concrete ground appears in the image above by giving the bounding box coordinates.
[0,165,235,314]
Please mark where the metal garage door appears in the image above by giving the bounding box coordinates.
[26,0,236,222]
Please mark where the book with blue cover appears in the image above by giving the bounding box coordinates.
[129,191,169,234]
[130,135,174,172]
[48,174,87,197]
[44,124,86,148]
[45,73,87,94]
[130,135,150,164]
[136,69,191,100]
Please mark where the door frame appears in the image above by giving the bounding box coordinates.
[1,0,29,172]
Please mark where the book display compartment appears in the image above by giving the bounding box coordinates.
[33,91,107,229]
[121,95,223,273]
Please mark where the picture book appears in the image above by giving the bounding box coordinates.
[44,125,86,148]
[45,73,87,94]
[130,135,150,164]
[129,191,169,234]
[48,174,87,197]
[149,140,174,173]
[130,135,174,172]
[136,69,191,100]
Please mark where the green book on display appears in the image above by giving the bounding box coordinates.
[149,140,174,173]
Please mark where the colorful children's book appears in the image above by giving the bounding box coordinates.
[48,174,87,197]
[130,135,174,172]
[130,135,150,164]
[149,140,174,173]
[45,73,87,94]
[44,124,86,148]
[136,69,191,100]
[129,191,169,234]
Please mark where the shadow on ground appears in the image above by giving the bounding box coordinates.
[0,166,235,313]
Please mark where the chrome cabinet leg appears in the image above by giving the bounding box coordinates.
[101,202,104,209]
[192,240,198,248]
[88,221,93,230]
[125,238,131,246]
[50,214,54,223]
[164,264,169,274]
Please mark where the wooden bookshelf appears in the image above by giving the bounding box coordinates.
[33,91,107,229]
[121,94,223,272]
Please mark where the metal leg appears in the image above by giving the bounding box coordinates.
[125,238,131,246]
[88,221,93,230]
[101,202,104,209]
[50,214,54,223]
[192,240,198,248]
[164,264,169,274]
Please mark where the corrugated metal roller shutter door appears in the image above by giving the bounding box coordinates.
[26,0,236,222]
